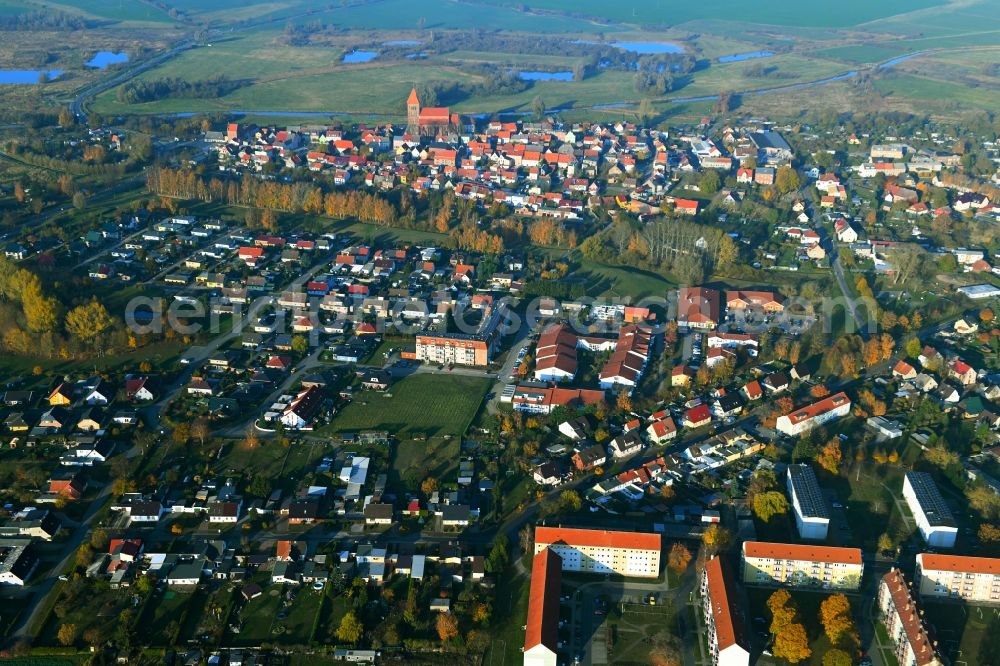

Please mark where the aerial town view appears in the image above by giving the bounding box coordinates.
[0,1,1000,665]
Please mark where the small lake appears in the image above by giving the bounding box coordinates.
[0,69,63,84]
[86,51,129,69]
[343,50,378,63]
[518,71,573,81]
[611,41,684,54]
[718,51,775,63]
[383,40,422,46]
[404,52,428,59]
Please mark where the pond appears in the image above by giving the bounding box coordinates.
[0,69,63,84]
[343,50,378,63]
[518,71,573,81]
[86,51,129,69]
[718,51,775,63]
[383,40,422,46]
[611,41,684,54]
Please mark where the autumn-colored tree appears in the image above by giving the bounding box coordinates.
[770,397,793,421]
[57,623,79,646]
[702,525,732,554]
[810,384,831,398]
[773,621,812,664]
[65,300,114,343]
[436,612,459,642]
[982,308,995,323]
[660,484,676,502]
[753,491,789,522]
[336,611,364,643]
[822,648,853,666]
[877,533,894,552]
[667,542,692,574]
[816,439,843,475]
[172,422,191,445]
[616,391,633,413]
[978,523,1000,543]
[244,426,259,449]
[767,589,796,634]
[887,449,900,464]
[968,484,1000,519]
[820,593,858,648]
[559,490,582,512]
[924,444,959,469]
[421,477,439,496]
[472,601,491,624]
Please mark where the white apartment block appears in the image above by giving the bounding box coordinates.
[878,569,944,666]
[903,472,958,548]
[776,392,851,436]
[786,464,830,540]
[915,553,1000,604]
[702,556,751,666]
[741,542,863,590]
[533,526,660,578]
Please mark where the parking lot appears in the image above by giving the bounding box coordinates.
[563,577,677,666]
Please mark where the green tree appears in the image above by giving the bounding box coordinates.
[291,334,308,353]
[752,491,789,522]
[775,166,801,194]
[531,95,546,119]
[699,169,722,195]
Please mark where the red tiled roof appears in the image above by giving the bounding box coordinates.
[524,548,561,653]
[743,541,862,565]
[704,556,744,652]
[782,392,850,426]
[918,553,1000,575]
[881,569,940,666]
[535,526,660,551]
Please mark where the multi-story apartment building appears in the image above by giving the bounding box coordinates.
[523,548,561,666]
[776,392,851,436]
[701,556,750,666]
[741,542,863,590]
[415,333,491,366]
[915,553,1000,603]
[786,464,830,540]
[903,472,958,548]
[533,526,660,578]
[877,569,944,666]
[415,303,504,367]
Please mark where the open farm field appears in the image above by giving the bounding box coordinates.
[469,0,944,28]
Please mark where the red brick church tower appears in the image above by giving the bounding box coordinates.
[406,87,421,136]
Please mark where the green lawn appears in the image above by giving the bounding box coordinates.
[48,0,174,23]
[573,256,676,300]
[139,588,194,646]
[232,585,323,646]
[322,373,490,440]
[922,602,1000,666]
[391,438,461,492]
[483,566,532,666]
[875,72,1000,111]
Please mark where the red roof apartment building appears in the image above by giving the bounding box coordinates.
[775,392,851,436]
[523,548,561,666]
[701,556,750,666]
[533,526,660,578]
[915,553,1000,603]
[877,569,944,666]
